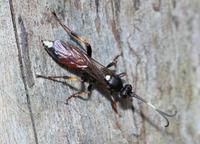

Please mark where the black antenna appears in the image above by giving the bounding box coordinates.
[130,92,177,127]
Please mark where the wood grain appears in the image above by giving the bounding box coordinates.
[1,0,200,143]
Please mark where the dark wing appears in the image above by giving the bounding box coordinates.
[49,40,90,69]
[88,58,115,78]
[49,40,115,88]
[83,54,117,88]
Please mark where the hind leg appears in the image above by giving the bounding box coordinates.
[51,11,92,57]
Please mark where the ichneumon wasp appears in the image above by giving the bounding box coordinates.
[37,12,177,127]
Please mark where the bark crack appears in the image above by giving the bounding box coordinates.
[8,0,38,144]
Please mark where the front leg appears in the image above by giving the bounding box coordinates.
[106,54,121,69]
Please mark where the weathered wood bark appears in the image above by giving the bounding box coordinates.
[1,0,200,143]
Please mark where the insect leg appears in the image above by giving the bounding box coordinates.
[87,84,93,92]
[110,95,119,114]
[51,11,92,57]
[66,91,89,103]
[36,74,81,81]
[117,72,126,77]
[66,84,92,104]
[106,54,121,68]
[66,84,93,103]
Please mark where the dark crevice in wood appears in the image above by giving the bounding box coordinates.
[127,41,141,93]
[133,0,140,11]
[95,0,99,14]
[9,0,39,144]
[18,16,35,88]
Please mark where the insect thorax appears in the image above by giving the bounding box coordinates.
[105,74,123,92]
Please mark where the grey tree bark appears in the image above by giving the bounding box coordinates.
[1,0,200,144]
